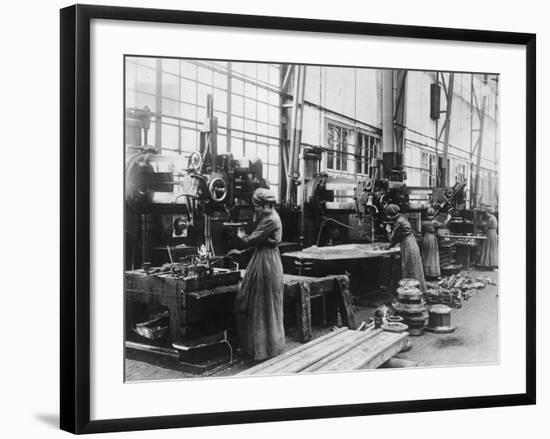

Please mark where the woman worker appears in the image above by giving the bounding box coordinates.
[385,204,427,293]
[232,188,285,360]
[478,211,498,269]
[421,207,453,279]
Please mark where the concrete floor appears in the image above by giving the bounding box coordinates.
[125,269,498,381]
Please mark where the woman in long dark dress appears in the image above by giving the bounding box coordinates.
[232,188,285,360]
[385,204,427,293]
[479,211,498,269]
[421,208,452,279]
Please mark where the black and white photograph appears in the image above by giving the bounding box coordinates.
[124,57,501,381]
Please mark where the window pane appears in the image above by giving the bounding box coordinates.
[217,134,227,153]
[181,128,197,152]
[162,124,179,150]
[231,137,244,156]
[268,105,279,124]
[162,98,179,117]
[244,119,256,136]
[257,122,268,136]
[231,62,245,74]
[269,66,280,86]
[268,165,279,185]
[244,98,256,119]
[268,146,279,165]
[135,57,156,69]
[257,144,268,162]
[135,92,156,112]
[180,102,196,122]
[245,141,257,158]
[257,87,268,103]
[180,78,196,104]
[268,91,279,106]
[245,82,256,98]
[162,73,179,100]
[213,71,227,89]
[257,102,268,122]
[125,62,136,90]
[180,61,197,79]
[126,91,135,108]
[162,58,179,75]
[198,66,213,84]
[244,63,256,79]
[268,124,279,138]
[257,64,269,83]
[231,78,244,94]
[136,65,156,94]
[231,94,244,116]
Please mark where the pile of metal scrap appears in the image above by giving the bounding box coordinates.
[426,271,497,308]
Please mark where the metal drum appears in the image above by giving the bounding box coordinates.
[398,278,420,288]
[426,304,455,333]
[393,280,428,336]
[381,322,409,333]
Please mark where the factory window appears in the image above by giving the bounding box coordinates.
[326,122,353,172]
[126,58,282,199]
[455,161,467,183]
[420,152,437,187]
[355,132,380,176]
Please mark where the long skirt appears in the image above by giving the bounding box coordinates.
[422,232,440,278]
[401,234,427,293]
[479,229,498,268]
[234,246,285,360]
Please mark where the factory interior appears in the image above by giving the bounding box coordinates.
[124,58,499,380]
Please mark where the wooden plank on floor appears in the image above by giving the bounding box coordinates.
[249,330,358,375]
[314,331,408,372]
[263,330,365,375]
[300,329,382,373]
[237,327,348,376]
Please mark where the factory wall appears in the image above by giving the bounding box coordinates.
[301,65,383,181]
[404,71,498,209]
[300,66,498,210]
[126,58,499,210]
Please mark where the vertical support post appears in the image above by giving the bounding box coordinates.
[469,74,474,208]
[440,73,454,187]
[155,58,162,149]
[381,69,394,179]
[473,93,487,208]
[286,65,306,203]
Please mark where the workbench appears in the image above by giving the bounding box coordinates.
[125,269,240,344]
[282,243,401,296]
[125,270,354,346]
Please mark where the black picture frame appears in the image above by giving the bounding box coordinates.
[60,4,536,434]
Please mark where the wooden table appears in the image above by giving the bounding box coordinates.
[282,244,400,296]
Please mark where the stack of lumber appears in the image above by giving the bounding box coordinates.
[238,327,408,376]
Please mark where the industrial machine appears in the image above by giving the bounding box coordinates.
[124,97,269,364]
[125,96,268,267]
